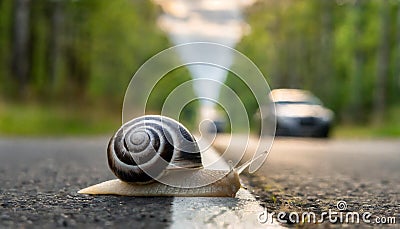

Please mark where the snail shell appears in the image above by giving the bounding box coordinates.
[107,115,203,184]
[78,115,241,197]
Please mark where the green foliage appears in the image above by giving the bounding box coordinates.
[223,71,258,133]
[145,66,199,129]
[1,0,400,136]
[0,0,169,105]
[237,0,400,125]
[0,0,13,94]
[0,101,119,136]
[85,0,169,103]
[0,0,181,135]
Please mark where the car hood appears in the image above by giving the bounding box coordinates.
[275,104,333,119]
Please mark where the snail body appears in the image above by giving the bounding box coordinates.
[78,115,241,197]
[78,169,240,197]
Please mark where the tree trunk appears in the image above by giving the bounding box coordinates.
[346,0,364,123]
[318,0,334,104]
[64,13,91,103]
[373,1,390,124]
[288,38,298,88]
[11,0,31,97]
[47,0,64,87]
[395,3,400,101]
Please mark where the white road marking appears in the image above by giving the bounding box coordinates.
[170,142,282,228]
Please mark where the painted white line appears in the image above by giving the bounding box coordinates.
[170,141,282,228]
[171,188,281,228]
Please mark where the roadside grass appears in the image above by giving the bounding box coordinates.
[0,102,120,136]
[332,106,400,138]
[332,125,400,138]
[1,101,399,138]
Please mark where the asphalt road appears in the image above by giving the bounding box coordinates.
[215,135,400,226]
[0,137,280,229]
[1,136,399,228]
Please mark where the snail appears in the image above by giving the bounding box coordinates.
[78,115,251,197]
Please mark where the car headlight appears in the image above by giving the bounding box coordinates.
[320,111,334,123]
[277,116,295,125]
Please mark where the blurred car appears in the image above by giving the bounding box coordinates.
[207,119,226,133]
[270,89,334,138]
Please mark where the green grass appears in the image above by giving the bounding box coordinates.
[332,124,400,138]
[1,101,400,138]
[0,102,120,136]
[332,106,400,138]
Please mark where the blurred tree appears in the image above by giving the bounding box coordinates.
[394,3,400,104]
[1,0,170,108]
[318,0,335,105]
[1,0,400,129]
[11,0,31,97]
[373,0,390,124]
[236,0,400,125]
[47,0,63,87]
[345,0,365,123]
[30,0,51,97]
[0,0,13,95]
[145,67,198,129]
[63,1,92,101]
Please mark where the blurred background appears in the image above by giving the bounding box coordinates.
[0,0,399,137]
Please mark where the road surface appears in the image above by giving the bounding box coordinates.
[0,136,399,227]
[214,135,400,226]
[0,137,280,228]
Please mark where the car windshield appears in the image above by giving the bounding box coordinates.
[270,89,324,106]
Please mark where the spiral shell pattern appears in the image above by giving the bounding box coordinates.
[107,115,202,183]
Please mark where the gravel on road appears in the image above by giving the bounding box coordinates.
[214,135,400,227]
[0,137,179,228]
[0,137,280,229]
